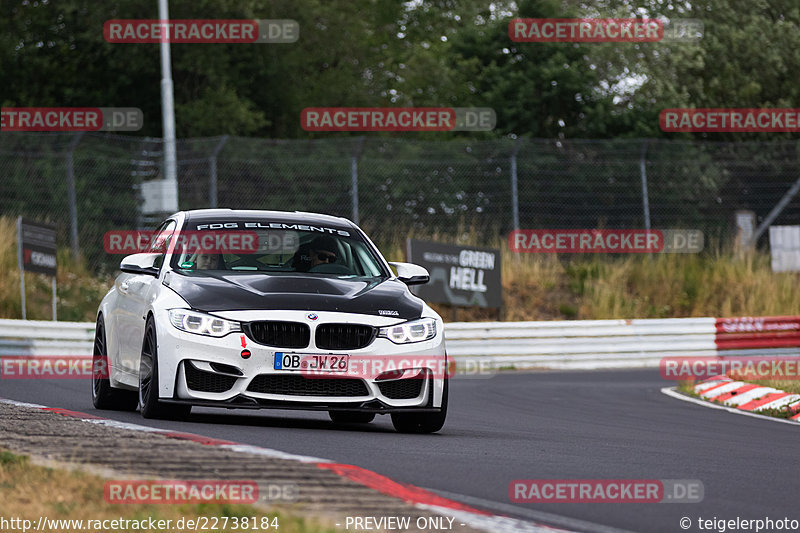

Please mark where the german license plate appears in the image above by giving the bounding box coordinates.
[273,353,349,372]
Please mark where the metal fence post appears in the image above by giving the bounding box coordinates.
[510,136,522,232]
[640,139,651,231]
[351,137,365,224]
[17,216,26,320]
[65,132,84,260]
[749,174,800,247]
[159,0,179,213]
[208,135,229,208]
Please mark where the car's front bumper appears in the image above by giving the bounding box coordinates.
[154,309,447,411]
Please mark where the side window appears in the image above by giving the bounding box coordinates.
[148,220,176,270]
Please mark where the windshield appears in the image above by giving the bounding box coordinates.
[168,223,387,279]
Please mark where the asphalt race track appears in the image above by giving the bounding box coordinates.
[2,369,797,533]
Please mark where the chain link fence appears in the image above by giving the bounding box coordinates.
[2,132,800,272]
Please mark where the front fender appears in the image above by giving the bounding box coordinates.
[149,286,191,399]
[96,287,134,389]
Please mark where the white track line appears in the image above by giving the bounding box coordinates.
[423,489,638,533]
[661,387,800,427]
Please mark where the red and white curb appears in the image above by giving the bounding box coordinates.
[0,398,584,533]
[662,375,800,425]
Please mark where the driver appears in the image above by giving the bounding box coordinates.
[195,253,221,269]
[309,235,338,267]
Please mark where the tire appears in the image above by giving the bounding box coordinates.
[138,317,191,420]
[91,315,137,411]
[329,411,376,424]
[391,379,448,434]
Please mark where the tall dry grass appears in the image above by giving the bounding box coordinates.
[0,217,111,321]
[377,230,800,321]
[575,249,800,319]
[1,215,798,322]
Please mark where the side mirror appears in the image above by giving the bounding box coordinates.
[389,262,430,285]
[120,253,161,276]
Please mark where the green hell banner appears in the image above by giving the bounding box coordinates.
[406,239,502,309]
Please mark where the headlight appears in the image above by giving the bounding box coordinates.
[377,318,437,344]
[168,309,241,337]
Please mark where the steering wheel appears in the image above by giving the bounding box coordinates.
[308,263,352,274]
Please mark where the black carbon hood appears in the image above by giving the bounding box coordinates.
[165,272,424,319]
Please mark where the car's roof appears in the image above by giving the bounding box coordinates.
[180,209,356,229]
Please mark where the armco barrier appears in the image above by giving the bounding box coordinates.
[0,316,798,370]
[0,319,95,357]
[445,318,718,369]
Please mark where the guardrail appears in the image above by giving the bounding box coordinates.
[0,319,95,357]
[445,318,718,369]
[0,316,798,370]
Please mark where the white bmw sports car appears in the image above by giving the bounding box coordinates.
[92,209,448,433]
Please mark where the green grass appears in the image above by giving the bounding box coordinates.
[677,381,698,396]
[0,449,28,465]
